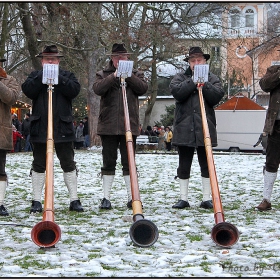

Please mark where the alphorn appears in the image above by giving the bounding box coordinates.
[31,81,61,248]
[197,82,239,248]
[120,74,159,247]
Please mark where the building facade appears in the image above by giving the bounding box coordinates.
[221,3,279,106]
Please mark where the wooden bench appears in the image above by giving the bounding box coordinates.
[136,135,150,145]
[136,135,158,150]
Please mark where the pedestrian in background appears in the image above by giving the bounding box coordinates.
[12,113,22,152]
[158,126,166,150]
[12,125,24,153]
[21,112,32,152]
[83,116,90,148]
[75,121,84,150]
[164,126,173,151]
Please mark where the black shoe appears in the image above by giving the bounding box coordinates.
[69,199,84,212]
[172,200,190,209]
[100,198,112,209]
[127,200,132,209]
[0,205,9,216]
[30,200,42,213]
[200,200,213,209]
[127,200,144,209]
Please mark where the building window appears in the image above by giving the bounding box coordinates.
[211,46,220,62]
[245,9,254,27]
[230,9,240,28]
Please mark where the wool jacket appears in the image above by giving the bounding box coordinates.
[21,68,80,143]
[93,60,148,136]
[169,67,224,147]
[0,69,20,150]
[259,65,280,135]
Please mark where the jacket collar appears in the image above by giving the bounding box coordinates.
[185,66,192,76]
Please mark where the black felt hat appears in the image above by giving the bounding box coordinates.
[36,45,64,58]
[106,43,132,55]
[183,46,210,62]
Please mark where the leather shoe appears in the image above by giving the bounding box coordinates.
[127,200,144,209]
[30,200,42,213]
[0,205,9,216]
[256,199,271,211]
[69,199,84,212]
[100,198,112,209]
[200,200,213,209]
[127,200,132,209]
[172,199,190,209]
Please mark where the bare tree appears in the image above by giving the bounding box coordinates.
[18,3,41,70]
[0,3,9,58]
[2,2,259,144]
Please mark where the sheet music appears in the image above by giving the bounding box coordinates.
[42,64,59,85]
[117,60,134,78]
[193,64,209,83]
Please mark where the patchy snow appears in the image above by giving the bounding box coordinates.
[1,149,280,277]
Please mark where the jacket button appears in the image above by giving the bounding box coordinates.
[194,109,196,112]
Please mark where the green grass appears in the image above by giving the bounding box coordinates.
[187,234,203,242]
[15,255,52,269]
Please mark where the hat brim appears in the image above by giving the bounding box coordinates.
[106,52,133,56]
[184,54,210,62]
[36,53,64,58]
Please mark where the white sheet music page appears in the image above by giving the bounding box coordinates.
[193,64,209,83]
[42,64,59,85]
[117,60,134,77]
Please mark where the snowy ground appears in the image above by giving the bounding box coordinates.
[1,148,280,277]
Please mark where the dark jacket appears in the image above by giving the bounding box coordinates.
[93,60,148,136]
[83,120,88,136]
[169,67,224,147]
[21,68,80,143]
[21,118,31,136]
[259,65,280,135]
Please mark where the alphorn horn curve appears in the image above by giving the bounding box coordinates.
[197,81,239,248]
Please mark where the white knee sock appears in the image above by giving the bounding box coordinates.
[202,177,211,201]
[124,175,132,202]
[102,175,115,200]
[32,171,45,201]
[0,181,7,205]
[179,179,189,201]
[263,170,277,203]
[63,170,79,202]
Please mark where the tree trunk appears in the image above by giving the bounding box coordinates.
[143,44,158,128]
[0,3,9,58]
[18,2,41,70]
[86,3,102,147]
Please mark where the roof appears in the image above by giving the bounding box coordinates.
[12,100,31,109]
[216,94,266,110]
